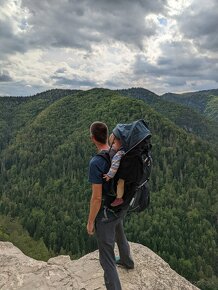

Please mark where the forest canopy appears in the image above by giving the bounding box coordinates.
[0,88,217,289]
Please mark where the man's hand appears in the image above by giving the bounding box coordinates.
[87,221,95,235]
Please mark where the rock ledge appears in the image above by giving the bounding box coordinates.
[0,241,199,290]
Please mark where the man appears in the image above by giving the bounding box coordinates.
[87,121,134,290]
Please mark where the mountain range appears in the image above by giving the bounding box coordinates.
[0,87,217,289]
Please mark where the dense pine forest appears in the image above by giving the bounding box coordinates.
[0,88,217,289]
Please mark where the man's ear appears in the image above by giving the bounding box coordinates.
[91,135,96,143]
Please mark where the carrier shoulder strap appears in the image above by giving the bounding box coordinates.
[96,150,111,165]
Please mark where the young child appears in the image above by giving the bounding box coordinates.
[104,133,125,207]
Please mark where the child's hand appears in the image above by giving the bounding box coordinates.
[103,174,111,182]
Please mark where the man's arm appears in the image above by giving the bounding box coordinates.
[87,183,102,235]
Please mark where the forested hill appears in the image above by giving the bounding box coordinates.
[161,89,218,122]
[118,88,218,144]
[0,88,217,289]
[0,89,78,151]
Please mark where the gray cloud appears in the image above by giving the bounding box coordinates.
[133,40,218,87]
[104,79,121,88]
[177,0,218,52]
[104,78,129,89]
[52,75,97,87]
[18,0,167,51]
[162,77,187,87]
[0,81,46,96]
[55,68,67,74]
[0,0,7,5]
[0,20,27,59]
[0,71,13,82]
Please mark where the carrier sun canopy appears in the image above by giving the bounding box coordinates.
[112,119,151,152]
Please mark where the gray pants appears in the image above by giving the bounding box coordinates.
[95,210,134,290]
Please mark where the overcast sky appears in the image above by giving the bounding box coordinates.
[0,0,218,96]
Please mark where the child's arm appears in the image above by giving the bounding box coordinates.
[106,150,125,179]
[103,174,111,182]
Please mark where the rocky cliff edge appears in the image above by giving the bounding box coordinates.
[0,241,200,290]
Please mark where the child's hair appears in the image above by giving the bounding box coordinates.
[90,121,108,144]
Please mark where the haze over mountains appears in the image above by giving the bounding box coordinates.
[0,88,217,289]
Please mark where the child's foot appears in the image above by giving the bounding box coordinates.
[111,198,124,207]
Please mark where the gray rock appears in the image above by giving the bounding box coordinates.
[0,241,200,290]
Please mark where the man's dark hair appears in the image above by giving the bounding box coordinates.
[90,121,108,144]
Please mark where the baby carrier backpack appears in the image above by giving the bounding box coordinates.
[99,119,152,213]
